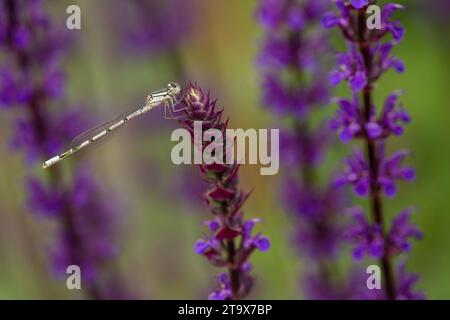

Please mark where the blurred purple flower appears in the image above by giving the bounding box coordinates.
[257,0,354,299]
[395,262,425,300]
[280,125,330,167]
[257,0,330,118]
[106,0,194,54]
[208,272,233,300]
[27,176,65,217]
[0,0,127,299]
[413,0,450,27]
[49,168,118,285]
[282,178,344,260]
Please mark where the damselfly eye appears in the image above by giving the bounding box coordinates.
[168,82,181,95]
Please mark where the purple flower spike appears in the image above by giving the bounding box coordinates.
[182,83,268,300]
[326,0,423,299]
[1,0,128,299]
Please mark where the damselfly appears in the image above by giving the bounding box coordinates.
[42,82,185,169]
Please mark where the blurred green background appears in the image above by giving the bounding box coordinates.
[0,0,449,299]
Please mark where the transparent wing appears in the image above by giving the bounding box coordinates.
[69,107,141,149]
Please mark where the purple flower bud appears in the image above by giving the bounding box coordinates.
[205,219,221,232]
[255,236,271,252]
[208,273,232,300]
[194,239,210,254]
[366,122,383,139]
[350,71,367,91]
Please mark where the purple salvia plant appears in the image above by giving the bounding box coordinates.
[414,0,450,27]
[257,0,352,299]
[107,0,193,57]
[323,0,424,299]
[0,0,124,299]
[179,83,270,300]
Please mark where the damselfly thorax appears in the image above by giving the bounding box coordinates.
[42,82,186,169]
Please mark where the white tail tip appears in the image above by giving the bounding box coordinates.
[42,156,60,169]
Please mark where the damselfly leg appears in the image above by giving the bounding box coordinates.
[163,93,187,120]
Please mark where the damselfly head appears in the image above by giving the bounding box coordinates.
[167,82,181,96]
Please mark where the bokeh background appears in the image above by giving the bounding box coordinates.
[0,0,449,299]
